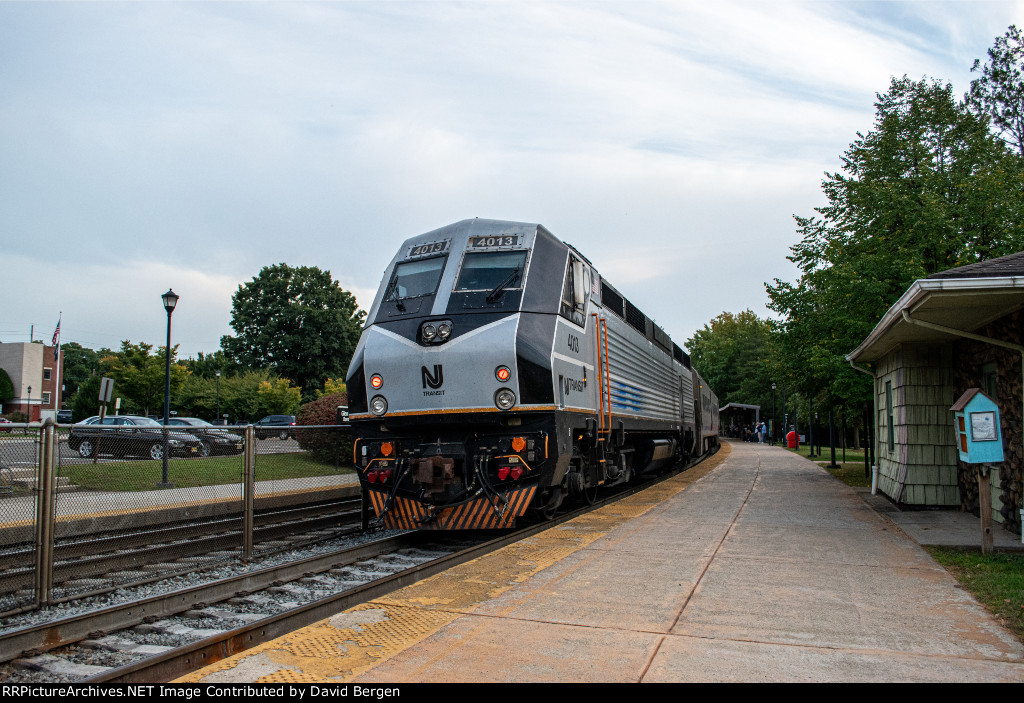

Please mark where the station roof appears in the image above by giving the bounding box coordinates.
[847,253,1024,364]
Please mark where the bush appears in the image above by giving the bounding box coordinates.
[295,392,352,465]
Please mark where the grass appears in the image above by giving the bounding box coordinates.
[926,547,1024,645]
[775,442,874,488]
[58,452,355,492]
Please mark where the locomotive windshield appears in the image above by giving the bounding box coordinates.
[385,256,446,301]
[454,251,527,292]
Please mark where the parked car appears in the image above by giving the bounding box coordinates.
[165,417,244,456]
[67,415,203,460]
[254,415,296,440]
[56,410,73,424]
[0,418,11,433]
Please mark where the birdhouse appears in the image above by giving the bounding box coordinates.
[950,388,1003,464]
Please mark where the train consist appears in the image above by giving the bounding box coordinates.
[346,219,719,530]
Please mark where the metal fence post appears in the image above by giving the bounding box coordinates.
[242,424,255,562]
[34,419,57,608]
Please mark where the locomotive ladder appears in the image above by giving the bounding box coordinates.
[591,313,613,438]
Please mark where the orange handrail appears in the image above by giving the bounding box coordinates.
[591,313,604,435]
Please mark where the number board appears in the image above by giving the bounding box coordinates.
[408,241,448,258]
[469,235,520,248]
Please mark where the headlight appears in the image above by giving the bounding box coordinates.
[370,395,388,416]
[437,322,452,340]
[422,323,436,341]
[370,374,384,389]
[494,388,516,411]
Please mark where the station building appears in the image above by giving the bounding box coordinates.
[847,252,1024,536]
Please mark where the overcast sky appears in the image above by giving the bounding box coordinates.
[2,1,1021,362]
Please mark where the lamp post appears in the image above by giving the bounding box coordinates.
[216,370,222,423]
[26,385,32,435]
[771,383,777,446]
[160,289,179,487]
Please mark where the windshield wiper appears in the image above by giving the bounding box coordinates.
[486,268,520,303]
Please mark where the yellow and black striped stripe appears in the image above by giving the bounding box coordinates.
[368,485,538,530]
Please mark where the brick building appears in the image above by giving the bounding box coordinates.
[0,342,64,420]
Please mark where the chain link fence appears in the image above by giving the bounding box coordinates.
[0,420,358,615]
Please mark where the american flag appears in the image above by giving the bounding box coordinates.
[52,317,60,360]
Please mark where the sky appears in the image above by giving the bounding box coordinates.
[2,0,1022,361]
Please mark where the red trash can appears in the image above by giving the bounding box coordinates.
[787,431,799,449]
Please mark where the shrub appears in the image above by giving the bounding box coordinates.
[295,392,352,465]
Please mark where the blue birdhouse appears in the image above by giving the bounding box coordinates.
[950,389,1003,464]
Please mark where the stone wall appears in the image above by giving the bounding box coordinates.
[952,309,1023,534]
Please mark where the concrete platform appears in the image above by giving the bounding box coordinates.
[179,441,1024,683]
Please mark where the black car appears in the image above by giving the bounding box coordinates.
[67,415,203,460]
[166,417,244,456]
[56,410,73,424]
[254,415,296,440]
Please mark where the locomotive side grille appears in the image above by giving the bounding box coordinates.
[600,282,625,318]
[624,300,647,335]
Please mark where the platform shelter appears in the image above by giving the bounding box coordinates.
[719,402,760,439]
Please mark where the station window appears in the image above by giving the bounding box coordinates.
[885,381,894,453]
[43,368,51,381]
[42,392,51,405]
[981,361,998,400]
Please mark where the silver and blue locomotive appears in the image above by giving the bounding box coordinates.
[346,219,719,530]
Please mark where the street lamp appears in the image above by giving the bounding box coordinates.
[160,289,179,487]
[771,383,777,446]
[216,370,222,423]
[26,385,32,434]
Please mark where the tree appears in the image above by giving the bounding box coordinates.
[59,342,111,404]
[257,378,302,416]
[766,76,1024,411]
[968,25,1024,156]
[0,368,13,407]
[686,311,775,410]
[221,264,365,397]
[101,341,187,416]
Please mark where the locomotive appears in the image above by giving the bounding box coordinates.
[346,219,719,530]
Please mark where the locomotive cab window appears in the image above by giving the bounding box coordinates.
[385,256,447,301]
[559,256,589,326]
[455,251,527,293]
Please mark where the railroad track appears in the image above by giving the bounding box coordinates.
[0,497,362,616]
[0,451,713,683]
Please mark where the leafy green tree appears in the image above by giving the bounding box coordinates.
[221,264,365,397]
[59,342,114,409]
[182,350,238,380]
[101,341,187,417]
[766,76,1024,412]
[686,310,776,409]
[257,378,302,415]
[968,25,1024,155]
[0,368,13,407]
